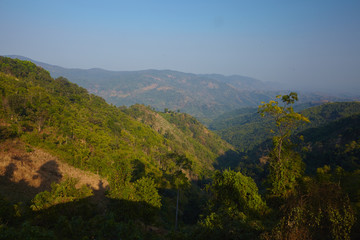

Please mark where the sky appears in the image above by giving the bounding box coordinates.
[1,0,360,94]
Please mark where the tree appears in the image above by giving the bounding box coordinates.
[160,152,192,230]
[209,169,266,215]
[264,167,355,240]
[108,160,133,200]
[258,92,310,198]
[198,169,267,240]
[31,177,92,211]
[133,177,161,208]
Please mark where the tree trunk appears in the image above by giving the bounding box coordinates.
[175,188,179,230]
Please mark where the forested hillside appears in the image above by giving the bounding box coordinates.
[299,113,360,173]
[211,101,360,152]
[0,57,233,178]
[0,57,233,238]
[1,57,360,239]
[123,104,233,174]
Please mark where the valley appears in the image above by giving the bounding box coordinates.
[1,56,360,239]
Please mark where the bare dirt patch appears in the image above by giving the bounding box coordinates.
[0,139,108,202]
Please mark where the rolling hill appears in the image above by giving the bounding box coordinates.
[210,101,360,152]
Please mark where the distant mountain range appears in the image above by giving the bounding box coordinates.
[5,55,359,123]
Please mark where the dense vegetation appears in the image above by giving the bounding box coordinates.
[0,57,233,177]
[210,101,360,152]
[299,113,360,173]
[0,57,232,238]
[1,57,360,239]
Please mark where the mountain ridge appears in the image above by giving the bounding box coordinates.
[5,55,359,124]
[5,55,269,87]
[3,55,288,122]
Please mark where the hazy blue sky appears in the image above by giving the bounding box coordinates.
[1,0,360,93]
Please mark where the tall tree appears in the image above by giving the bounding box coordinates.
[259,92,310,198]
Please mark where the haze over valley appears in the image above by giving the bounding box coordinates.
[1,1,360,239]
[5,55,359,124]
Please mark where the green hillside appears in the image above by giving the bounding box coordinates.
[0,56,237,238]
[123,104,233,174]
[0,57,233,179]
[299,113,360,173]
[211,101,360,152]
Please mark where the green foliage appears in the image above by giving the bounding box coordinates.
[194,170,267,239]
[134,177,162,208]
[124,104,233,176]
[0,57,232,238]
[159,152,192,191]
[210,107,271,152]
[264,173,355,240]
[259,93,309,198]
[212,101,360,154]
[266,147,305,199]
[108,160,161,204]
[258,92,310,146]
[196,169,267,239]
[30,177,92,211]
[0,221,56,240]
[108,160,134,199]
[0,58,156,177]
[300,102,360,129]
[299,114,360,173]
[0,57,232,185]
[2,57,360,239]
[208,169,266,215]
